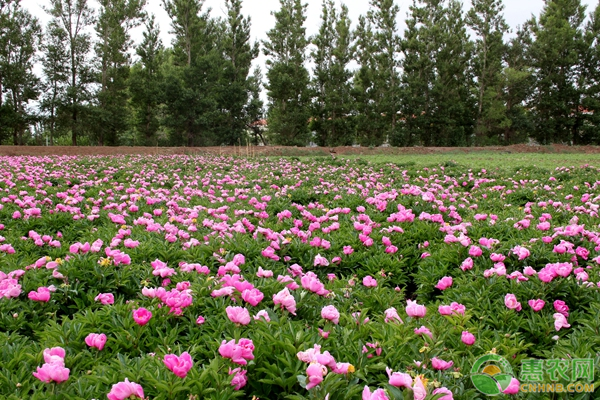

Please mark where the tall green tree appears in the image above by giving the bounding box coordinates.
[311,0,354,146]
[245,65,265,145]
[467,0,509,144]
[129,15,164,146]
[162,0,223,146]
[367,0,401,145]
[581,2,600,143]
[529,0,587,144]
[263,0,311,146]
[40,22,70,145]
[401,0,474,146]
[93,0,145,145]
[219,0,259,145]
[46,0,94,146]
[0,1,41,145]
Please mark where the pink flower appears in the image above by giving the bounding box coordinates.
[273,288,297,315]
[384,307,403,323]
[553,313,571,331]
[196,315,205,325]
[504,294,522,311]
[432,387,454,400]
[256,267,273,278]
[461,331,475,346]
[528,299,545,312]
[229,367,248,390]
[226,306,251,325]
[241,288,264,307]
[362,386,389,400]
[28,286,51,302]
[321,305,340,324]
[431,357,454,370]
[502,378,520,394]
[406,299,426,318]
[306,362,327,389]
[511,246,530,260]
[219,338,255,365]
[85,333,107,351]
[43,347,66,365]
[254,310,271,322]
[468,245,483,257]
[107,378,145,400]
[460,257,473,271]
[164,352,193,378]
[435,276,453,290]
[343,246,354,255]
[414,326,433,339]
[314,254,329,267]
[412,375,427,400]
[95,293,114,305]
[132,307,152,326]
[438,305,453,315]
[386,367,412,388]
[553,300,569,317]
[362,275,377,287]
[32,363,70,384]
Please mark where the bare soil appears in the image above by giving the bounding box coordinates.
[0,144,599,157]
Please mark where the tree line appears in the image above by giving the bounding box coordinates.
[1,0,599,147]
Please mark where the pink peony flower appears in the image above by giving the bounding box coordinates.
[362,386,389,400]
[321,305,340,324]
[241,288,264,307]
[386,367,412,388]
[406,299,426,318]
[414,326,433,339]
[163,352,193,378]
[219,338,255,365]
[553,313,571,331]
[95,293,114,305]
[107,378,145,400]
[504,294,522,311]
[196,315,205,325]
[229,367,248,390]
[226,306,251,325]
[432,387,454,400]
[553,300,569,317]
[273,288,297,315]
[431,357,454,370]
[132,307,152,326]
[435,276,453,290]
[85,333,107,351]
[362,275,377,287]
[32,362,70,383]
[460,257,473,271]
[528,299,545,312]
[28,286,51,302]
[306,362,327,390]
[384,307,403,323]
[461,331,475,346]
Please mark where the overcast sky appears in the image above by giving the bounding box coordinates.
[25,0,599,85]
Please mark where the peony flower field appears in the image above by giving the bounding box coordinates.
[1,154,599,399]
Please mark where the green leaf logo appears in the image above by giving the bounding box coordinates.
[471,354,515,396]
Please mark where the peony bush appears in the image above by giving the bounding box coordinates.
[0,155,599,399]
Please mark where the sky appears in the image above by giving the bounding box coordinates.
[24,0,600,94]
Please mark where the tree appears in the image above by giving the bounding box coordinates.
[529,0,587,144]
[129,15,164,146]
[263,0,311,146]
[245,66,266,145]
[467,0,509,144]
[0,1,41,145]
[161,0,222,146]
[45,0,94,146]
[311,0,354,146]
[40,21,70,145]
[367,0,401,145]
[93,0,145,145]
[219,0,259,145]
[581,2,600,143]
[353,15,385,146]
[400,0,474,146]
